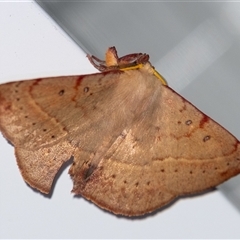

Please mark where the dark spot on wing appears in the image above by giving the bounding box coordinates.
[84,87,89,93]
[84,163,97,180]
[200,115,209,128]
[203,135,211,142]
[185,120,192,125]
[58,89,65,96]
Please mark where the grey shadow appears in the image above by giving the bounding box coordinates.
[74,187,216,220]
[218,176,240,213]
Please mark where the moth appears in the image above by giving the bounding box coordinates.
[0,47,239,216]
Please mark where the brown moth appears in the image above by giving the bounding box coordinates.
[0,47,239,216]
